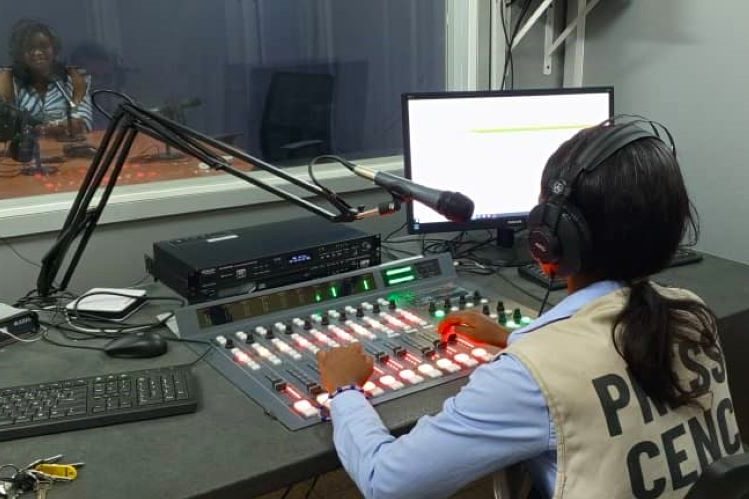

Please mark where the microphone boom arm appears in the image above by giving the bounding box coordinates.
[37,99,365,297]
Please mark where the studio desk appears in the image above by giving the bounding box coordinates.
[0,132,253,200]
[1,252,748,498]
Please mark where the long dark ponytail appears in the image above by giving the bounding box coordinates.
[542,124,719,406]
[615,280,717,405]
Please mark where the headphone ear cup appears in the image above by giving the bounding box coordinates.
[528,202,563,265]
[554,202,592,275]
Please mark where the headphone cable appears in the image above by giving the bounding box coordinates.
[538,271,554,316]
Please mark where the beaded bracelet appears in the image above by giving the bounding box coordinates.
[328,384,365,400]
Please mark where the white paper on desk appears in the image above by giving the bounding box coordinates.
[158,312,180,337]
[66,287,147,313]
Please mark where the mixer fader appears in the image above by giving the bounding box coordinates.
[176,253,536,430]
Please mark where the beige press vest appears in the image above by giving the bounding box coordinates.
[504,285,742,498]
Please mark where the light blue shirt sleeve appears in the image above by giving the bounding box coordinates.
[330,354,553,499]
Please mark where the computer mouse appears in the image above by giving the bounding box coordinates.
[104,331,168,358]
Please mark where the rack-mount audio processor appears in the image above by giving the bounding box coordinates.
[175,253,536,430]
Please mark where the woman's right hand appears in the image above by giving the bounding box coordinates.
[437,310,510,348]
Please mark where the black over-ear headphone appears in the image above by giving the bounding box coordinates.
[527,117,675,276]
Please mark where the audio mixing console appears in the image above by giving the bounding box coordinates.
[175,253,536,430]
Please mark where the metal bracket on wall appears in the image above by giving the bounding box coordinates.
[510,0,601,86]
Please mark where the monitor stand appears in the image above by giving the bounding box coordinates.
[493,228,532,267]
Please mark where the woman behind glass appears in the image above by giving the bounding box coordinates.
[0,19,93,137]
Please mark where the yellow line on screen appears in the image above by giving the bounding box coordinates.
[471,123,591,134]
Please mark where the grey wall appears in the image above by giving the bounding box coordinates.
[0,190,404,304]
[583,0,749,264]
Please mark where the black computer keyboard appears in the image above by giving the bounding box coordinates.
[0,364,198,441]
[517,248,704,290]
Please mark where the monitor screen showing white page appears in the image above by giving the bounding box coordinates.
[405,92,611,227]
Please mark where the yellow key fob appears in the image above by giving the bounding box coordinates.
[34,463,78,480]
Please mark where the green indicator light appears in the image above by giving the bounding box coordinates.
[505,320,518,329]
[521,316,532,325]
[387,275,416,285]
[385,266,413,277]
[363,279,371,291]
[314,292,323,303]
[330,286,338,298]
[434,310,446,319]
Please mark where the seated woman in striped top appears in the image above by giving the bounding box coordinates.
[0,19,93,138]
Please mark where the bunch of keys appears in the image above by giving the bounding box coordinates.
[0,454,83,498]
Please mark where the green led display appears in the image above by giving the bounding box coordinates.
[387,275,416,285]
[385,266,413,276]
[383,265,417,287]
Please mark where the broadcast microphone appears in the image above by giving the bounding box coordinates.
[52,78,77,112]
[52,78,82,142]
[351,165,474,223]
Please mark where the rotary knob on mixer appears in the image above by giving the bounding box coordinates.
[428,301,437,315]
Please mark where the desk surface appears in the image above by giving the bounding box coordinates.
[0,132,253,200]
[1,253,748,498]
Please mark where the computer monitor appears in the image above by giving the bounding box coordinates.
[402,87,613,263]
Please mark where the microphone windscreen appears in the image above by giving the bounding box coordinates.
[438,191,474,223]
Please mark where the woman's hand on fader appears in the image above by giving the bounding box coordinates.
[316,343,374,393]
[438,310,510,348]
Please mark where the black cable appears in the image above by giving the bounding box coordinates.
[64,291,185,334]
[280,485,294,499]
[538,273,554,315]
[509,0,533,89]
[499,0,532,90]
[494,270,547,304]
[499,0,512,90]
[304,475,319,499]
[41,328,106,352]
[90,89,135,120]
[186,342,214,367]
[383,221,407,243]
[0,237,42,268]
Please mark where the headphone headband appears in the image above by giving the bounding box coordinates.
[551,122,659,202]
[528,116,676,277]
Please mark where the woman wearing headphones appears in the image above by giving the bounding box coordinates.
[317,120,742,498]
[0,19,93,136]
